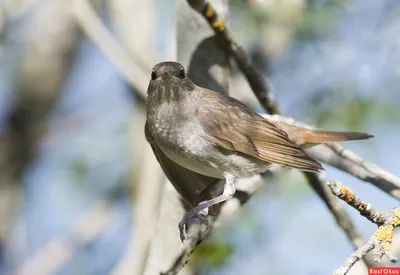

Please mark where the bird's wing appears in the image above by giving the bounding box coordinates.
[198,89,323,172]
[145,122,222,208]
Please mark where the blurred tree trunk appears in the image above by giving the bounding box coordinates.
[0,0,85,257]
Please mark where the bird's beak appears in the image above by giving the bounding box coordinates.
[158,74,172,97]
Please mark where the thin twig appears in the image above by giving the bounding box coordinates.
[327,180,400,275]
[309,145,400,200]
[328,143,400,197]
[187,0,281,115]
[161,225,208,275]
[332,239,375,275]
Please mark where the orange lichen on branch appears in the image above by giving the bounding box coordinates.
[211,17,224,32]
[374,225,394,250]
[328,181,381,222]
[204,3,213,17]
[340,185,356,204]
[329,181,399,274]
[373,209,400,252]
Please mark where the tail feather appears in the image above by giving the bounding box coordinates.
[274,123,373,148]
[299,130,373,144]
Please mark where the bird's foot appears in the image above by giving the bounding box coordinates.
[178,176,236,242]
[178,202,210,242]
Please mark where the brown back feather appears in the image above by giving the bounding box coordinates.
[198,90,323,172]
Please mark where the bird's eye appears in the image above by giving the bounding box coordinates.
[179,68,185,78]
[151,70,157,80]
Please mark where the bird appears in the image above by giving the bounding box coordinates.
[144,61,372,241]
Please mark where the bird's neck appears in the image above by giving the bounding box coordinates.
[147,86,203,123]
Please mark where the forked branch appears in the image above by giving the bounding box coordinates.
[327,180,399,275]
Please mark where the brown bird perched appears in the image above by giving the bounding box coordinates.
[145,61,372,241]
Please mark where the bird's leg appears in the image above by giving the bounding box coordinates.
[179,175,236,241]
[194,180,225,216]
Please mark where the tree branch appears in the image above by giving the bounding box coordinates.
[187,0,281,115]
[327,180,400,275]
[327,143,400,198]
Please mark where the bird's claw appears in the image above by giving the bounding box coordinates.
[179,208,209,242]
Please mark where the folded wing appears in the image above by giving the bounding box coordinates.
[198,90,323,173]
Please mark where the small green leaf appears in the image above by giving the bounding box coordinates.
[194,242,234,267]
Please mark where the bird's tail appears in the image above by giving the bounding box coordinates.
[275,123,373,148]
[297,130,372,144]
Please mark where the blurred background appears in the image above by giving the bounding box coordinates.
[0,0,399,274]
